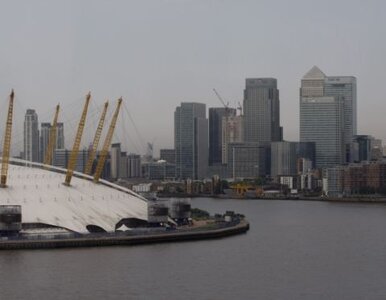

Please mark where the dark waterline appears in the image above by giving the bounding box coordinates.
[1,198,386,300]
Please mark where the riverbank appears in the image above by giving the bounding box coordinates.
[0,219,249,250]
[191,194,386,204]
[246,196,386,204]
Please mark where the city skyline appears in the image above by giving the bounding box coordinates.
[0,1,385,154]
[6,66,369,159]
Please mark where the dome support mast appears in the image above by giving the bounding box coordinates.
[64,93,91,186]
[84,101,109,175]
[93,98,122,183]
[0,90,14,188]
[44,104,60,166]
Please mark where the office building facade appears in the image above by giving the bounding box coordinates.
[40,122,64,163]
[243,78,282,143]
[271,141,316,178]
[160,149,176,164]
[209,107,236,165]
[24,109,39,162]
[110,143,121,180]
[222,114,243,164]
[53,149,88,173]
[175,103,208,180]
[127,154,142,178]
[300,66,356,168]
[227,142,270,179]
[142,161,176,180]
[300,96,344,168]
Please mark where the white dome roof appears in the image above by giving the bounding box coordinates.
[0,159,148,233]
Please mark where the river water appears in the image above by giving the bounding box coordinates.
[1,198,386,300]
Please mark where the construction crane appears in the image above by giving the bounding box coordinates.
[43,104,60,166]
[64,93,91,186]
[93,98,123,183]
[84,101,109,175]
[0,90,14,188]
[213,88,233,163]
[213,88,229,111]
[237,101,243,116]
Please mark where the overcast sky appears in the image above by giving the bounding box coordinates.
[0,0,385,155]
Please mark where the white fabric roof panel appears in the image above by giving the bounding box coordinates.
[0,162,148,233]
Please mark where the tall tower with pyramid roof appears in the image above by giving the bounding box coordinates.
[300,66,356,168]
[301,66,326,97]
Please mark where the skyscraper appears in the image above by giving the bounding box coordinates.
[227,142,270,179]
[127,154,142,178]
[209,107,236,165]
[324,76,357,145]
[175,102,208,180]
[24,109,39,162]
[300,66,356,168]
[40,122,51,163]
[160,149,175,164]
[243,78,282,143]
[53,149,88,173]
[271,141,315,178]
[40,122,65,163]
[222,114,244,164]
[56,123,65,149]
[300,97,344,168]
[271,141,298,178]
[110,143,121,180]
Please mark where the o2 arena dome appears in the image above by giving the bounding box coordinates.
[0,91,150,235]
[1,159,147,234]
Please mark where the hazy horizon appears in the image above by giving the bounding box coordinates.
[0,0,385,155]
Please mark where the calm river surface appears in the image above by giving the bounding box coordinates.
[1,198,386,300]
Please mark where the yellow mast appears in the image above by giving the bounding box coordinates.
[1,90,15,188]
[64,93,91,186]
[93,98,122,183]
[43,104,60,166]
[84,101,109,175]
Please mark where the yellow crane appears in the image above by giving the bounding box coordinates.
[64,93,91,186]
[43,104,60,166]
[93,98,122,183]
[0,90,15,188]
[84,101,109,175]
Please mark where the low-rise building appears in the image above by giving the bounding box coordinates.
[142,161,176,180]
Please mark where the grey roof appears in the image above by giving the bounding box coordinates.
[303,66,326,79]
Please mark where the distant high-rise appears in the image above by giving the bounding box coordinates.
[175,102,208,179]
[56,123,65,149]
[127,154,141,178]
[324,75,357,144]
[222,114,243,164]
[40,123,51,163]
[120,152,128,178]
[271,141,298,177]
[227,142,270,179]
[53,149,88,173]
[160,149,175,164]
[243,78,282,143]
[110,143,121,180]
[209,107,236,165]
[300,66,356,167]
[40,122,65,163]
[24,109,39,162]
[300,97,344,167]
[271,141,315,178]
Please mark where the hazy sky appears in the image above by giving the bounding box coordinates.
[0,0,385,155]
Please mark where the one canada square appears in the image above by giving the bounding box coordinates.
[243,78,282,143]
[300,66,357,168]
